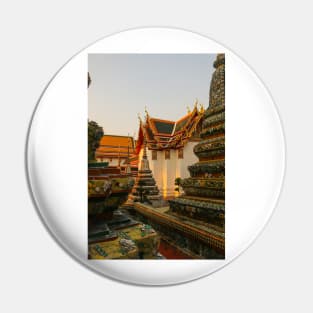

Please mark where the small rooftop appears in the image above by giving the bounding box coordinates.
[99,135,135,148]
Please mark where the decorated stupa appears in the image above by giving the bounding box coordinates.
[128,142,162,204]
[168,53,225,257]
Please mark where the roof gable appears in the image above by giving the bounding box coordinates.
[136,105,204,151]
[173,114,191,133]
[153,120,175,134]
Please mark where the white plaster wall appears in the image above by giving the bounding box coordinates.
[137,143,199,199]
[149,150,162,192]
[152,150,164,195]
[150,149,181,198]
[165,150,177,197]
[180,141,199,179]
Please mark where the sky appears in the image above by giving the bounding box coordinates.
[88,54,216,137]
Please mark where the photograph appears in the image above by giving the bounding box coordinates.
[88,53,225,259]
[4,1,311,311]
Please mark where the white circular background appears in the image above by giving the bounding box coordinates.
[26,28,285,286]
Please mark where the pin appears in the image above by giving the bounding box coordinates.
[26,28,285,286]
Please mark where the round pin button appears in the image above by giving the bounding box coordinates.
[26,27,285,285]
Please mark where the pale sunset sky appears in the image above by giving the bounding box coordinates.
[88,54,216,137]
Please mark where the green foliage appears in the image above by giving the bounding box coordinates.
[88,162,109,168]
[88,120,104,161]
[175,177,182,195]
[175,177,182,186]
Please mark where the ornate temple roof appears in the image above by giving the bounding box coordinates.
[95,135,135,159]
[135,103,204,152]
[150,118,175,135]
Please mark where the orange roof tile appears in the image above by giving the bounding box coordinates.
[99,135,134,148]
[96,135,135,157]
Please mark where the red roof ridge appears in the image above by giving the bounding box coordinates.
[176,111,193,123]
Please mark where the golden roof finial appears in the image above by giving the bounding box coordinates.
[144,105,149,120]
[199,104,205,113]
[194,98,198,108]
[137,113,142,123]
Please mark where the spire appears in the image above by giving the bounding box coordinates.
[213,53,225,69]
[143,141,147,158]
[140,140,150,171]
[138,113,142,124]
[144,105,149,120]
[209,54,225,107]
[125,134,132,175]
[128,138,162,203]
[194,99,198,109]
[168,53,225,257]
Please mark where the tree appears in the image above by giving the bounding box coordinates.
[88,120,104,161]
[174,177,182,195]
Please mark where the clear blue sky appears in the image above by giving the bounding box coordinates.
[88,54,216,137]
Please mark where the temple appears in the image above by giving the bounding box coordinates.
[95,135,137,176]
[128,54,225,258]
[134,103,204,198]
[88,53,225,259]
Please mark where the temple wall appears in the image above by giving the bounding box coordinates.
[147,150,164,196]
[165,150,177,198]
[138,143,199,199]
[179,141,198,180]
